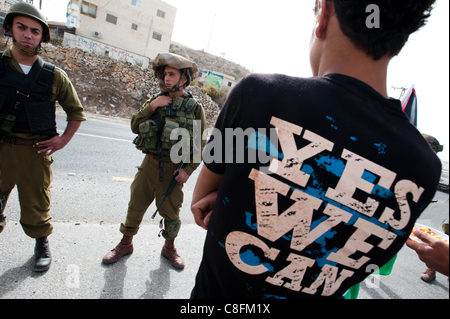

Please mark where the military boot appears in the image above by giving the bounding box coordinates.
[161,239,185,270]
[102,235,134,264]
[34,237,52,272]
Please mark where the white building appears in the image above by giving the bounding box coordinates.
[0,0,15,13]
[64,0,176,67]
[1,0,34,13]
[198,70,238,91]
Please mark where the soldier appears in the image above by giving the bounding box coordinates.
[422,134,444,155]
[0,3,86,272]
[102,53,207,269]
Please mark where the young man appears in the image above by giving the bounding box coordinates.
[0,3,86,272]
[102,53,207,269]
[190,0,440,299]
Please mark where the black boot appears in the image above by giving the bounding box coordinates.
[34,237,52,272]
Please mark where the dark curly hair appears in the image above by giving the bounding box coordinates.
[315,0,436,60]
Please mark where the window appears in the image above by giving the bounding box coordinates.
[152,32,162,41]
[131,23,138,31]
[106,14,117,25]
[157,10,166,18]
[131,0,141,8]
[81,1,97,18]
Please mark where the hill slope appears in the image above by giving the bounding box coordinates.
[170,42,251,80]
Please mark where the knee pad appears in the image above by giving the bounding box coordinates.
[161,218,181,240]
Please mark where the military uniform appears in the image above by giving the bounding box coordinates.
[1,2,86,273]
[121,92,206,239]
[103,53,206,269]
[0,49,86,238]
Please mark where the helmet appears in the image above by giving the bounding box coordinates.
[422,134,444,153]
[3,2,50,43]
[152,53,198,93]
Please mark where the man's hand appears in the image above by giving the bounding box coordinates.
[35,135,69,156]
[191,191,218,230]
[406,229,449,277]
[175,168,189,184]
[150,95,172,111]
[35,120,82,156]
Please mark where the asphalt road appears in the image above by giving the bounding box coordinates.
[0,112,448,299]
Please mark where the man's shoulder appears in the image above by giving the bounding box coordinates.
[54,65,68,77]
[240,73,318,89]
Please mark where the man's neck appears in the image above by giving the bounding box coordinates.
[317,47,391,98]
[11,45,38,66]
[169,89,185,99]
[314,13,392,98]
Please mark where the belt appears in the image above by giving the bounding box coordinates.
[146,154,178,169]
[2,136,47,147]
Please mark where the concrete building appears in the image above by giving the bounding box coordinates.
[1,0,35,14]
[65,0,176,66]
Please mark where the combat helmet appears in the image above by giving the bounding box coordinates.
[152,53,198,93]
[422,134,444,153]
[3,2,50,43]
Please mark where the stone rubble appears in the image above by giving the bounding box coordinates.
[41,43,221,127]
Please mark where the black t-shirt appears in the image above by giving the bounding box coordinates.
[191,73,441,299]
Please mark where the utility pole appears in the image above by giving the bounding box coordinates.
[40,0,42,9]
[206,14,216,53]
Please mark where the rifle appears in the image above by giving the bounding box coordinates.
[151,155,189,219]
[0,191,6,223]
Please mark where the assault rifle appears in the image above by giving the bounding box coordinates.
[0,191,6,223]
[151,155,189,220]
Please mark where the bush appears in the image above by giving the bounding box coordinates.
[202,85,229,109]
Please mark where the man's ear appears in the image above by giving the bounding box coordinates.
[181,75,188,86]
[315,0,331,39]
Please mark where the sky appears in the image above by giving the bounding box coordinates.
[40,0,449,162]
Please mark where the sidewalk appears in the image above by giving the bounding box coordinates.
[0,221,206,299]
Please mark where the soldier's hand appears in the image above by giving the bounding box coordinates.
[150,96,172,111]
[35,135,70,156]
[175,169,189,184]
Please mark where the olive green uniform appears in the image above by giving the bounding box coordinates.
[120,93,207,239]
[0,49,86,238]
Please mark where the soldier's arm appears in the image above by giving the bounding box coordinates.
[51,68,86,122]
[36,68,85,155]
[130,95,172,134]
[36,121,81,156]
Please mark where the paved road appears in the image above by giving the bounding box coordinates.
[0,113,448,299]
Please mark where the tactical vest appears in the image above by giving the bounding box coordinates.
[0,55,57,136]
[134,93,200,156]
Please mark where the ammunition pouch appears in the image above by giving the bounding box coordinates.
[133,119,158,152]
[162,119,180,151]
[133,94,199,155]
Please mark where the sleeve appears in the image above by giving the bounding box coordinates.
[130,96,158,134]
[52,68,86,122]
[203,75,245,175]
